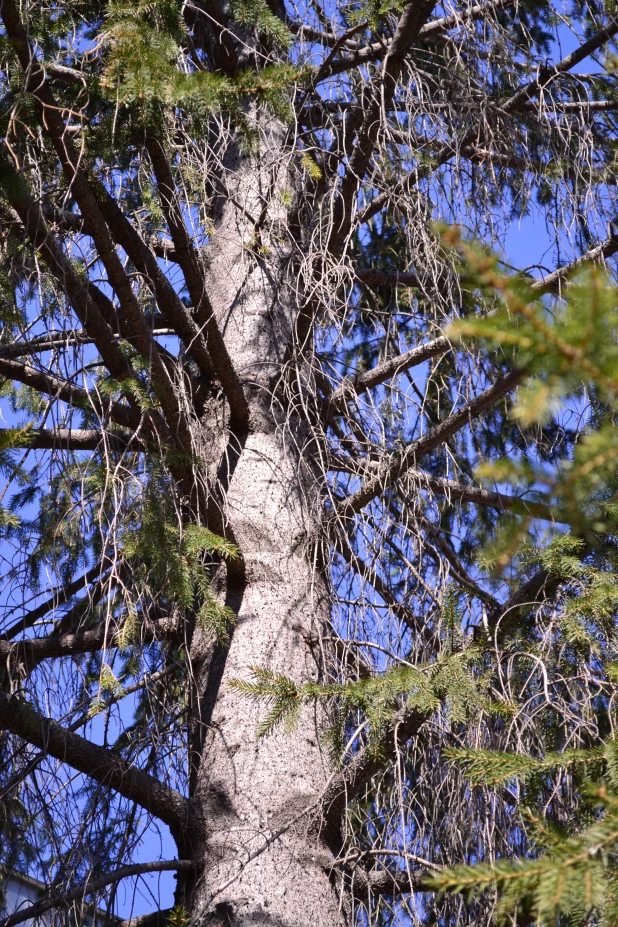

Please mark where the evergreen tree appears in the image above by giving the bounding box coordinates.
[1,2,618,926]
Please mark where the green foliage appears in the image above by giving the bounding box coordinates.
[443,743,607,789]
[121,493,238,642]
[166,906,191,927]
[423,239,618,924]
[100,0,298,120]
[347,0,405,31]
[426,784,618,926]
[439,229,618,549]
[88,665,125,717]
[230,649,497,753]
[229,0,292,47]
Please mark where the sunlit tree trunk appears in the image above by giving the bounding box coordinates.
[180,128,345,924]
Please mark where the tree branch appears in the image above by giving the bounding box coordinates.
[333,534,427,639]
[353,267,421,288]
[327,0,437,256]
[0,691,189,842]
[0,616,179,673]
[1,562,111,642]
[334,369,522,519]
[356,19,618,228]
[0,154,132,385]
[0,322,173,361]
[320,0,516,79]
[144,133,249,427]
[505,17,618,113]
[403,469,551,521]
[0,427,139,452]
[0,357,141,432]
[326,335,450,417]
[329,458,552,522]
[0,0,184,437]
[39,205,178,262]
[320,707,426,836]
[346,861,426,896]
[0,862,194,927]
[530,232,618,295]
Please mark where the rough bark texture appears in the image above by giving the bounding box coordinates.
[180,125,344,926]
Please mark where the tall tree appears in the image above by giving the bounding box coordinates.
[2,1,618,925]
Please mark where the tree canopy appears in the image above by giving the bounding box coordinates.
[2,1,618,926]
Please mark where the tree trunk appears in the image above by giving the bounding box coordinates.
[182,123,344,926]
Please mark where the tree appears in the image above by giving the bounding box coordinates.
[2,0,618,925]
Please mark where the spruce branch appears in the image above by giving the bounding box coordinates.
[334,369,522,519]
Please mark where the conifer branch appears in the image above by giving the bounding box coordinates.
[0,615,179,673]
[0,690,189,840]
[530,233,618,295]
[0,861,194,927]
[1,562,112,642]
[0,427,138,452]
[0,155,133,386]
[0,358,141,431]
[332,534,429,640]
[0,0,186,437]
[326,335,451,417]
[335,369,522,519]
[144,133,249,427]
[347,861,426,896]
[319,0,516,79]
[327,0,437,256]
[320,706,426,833]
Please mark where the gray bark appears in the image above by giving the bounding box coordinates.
[181,122,345,926]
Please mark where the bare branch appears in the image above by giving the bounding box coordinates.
[347,861,426,896]
[0,357,141,432]
[0,615,179,673]
[1,562,111,642]
[505,18,618,113]
[0,154,132,385]
[0,427,139,452]
[353,267,421,288]
[335,369,522,519]
[327,0,437,255]
[320,0,516,79]
[333,534,427,639]
[0,862,194,927]
[0,691,189,840]
[320,707,426,834]
[0,0,185,436]
[0,324,171,360]
[326,335,451,417]
[530,233,618,295]
[40,205,178,261]
[144,133,249,426]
